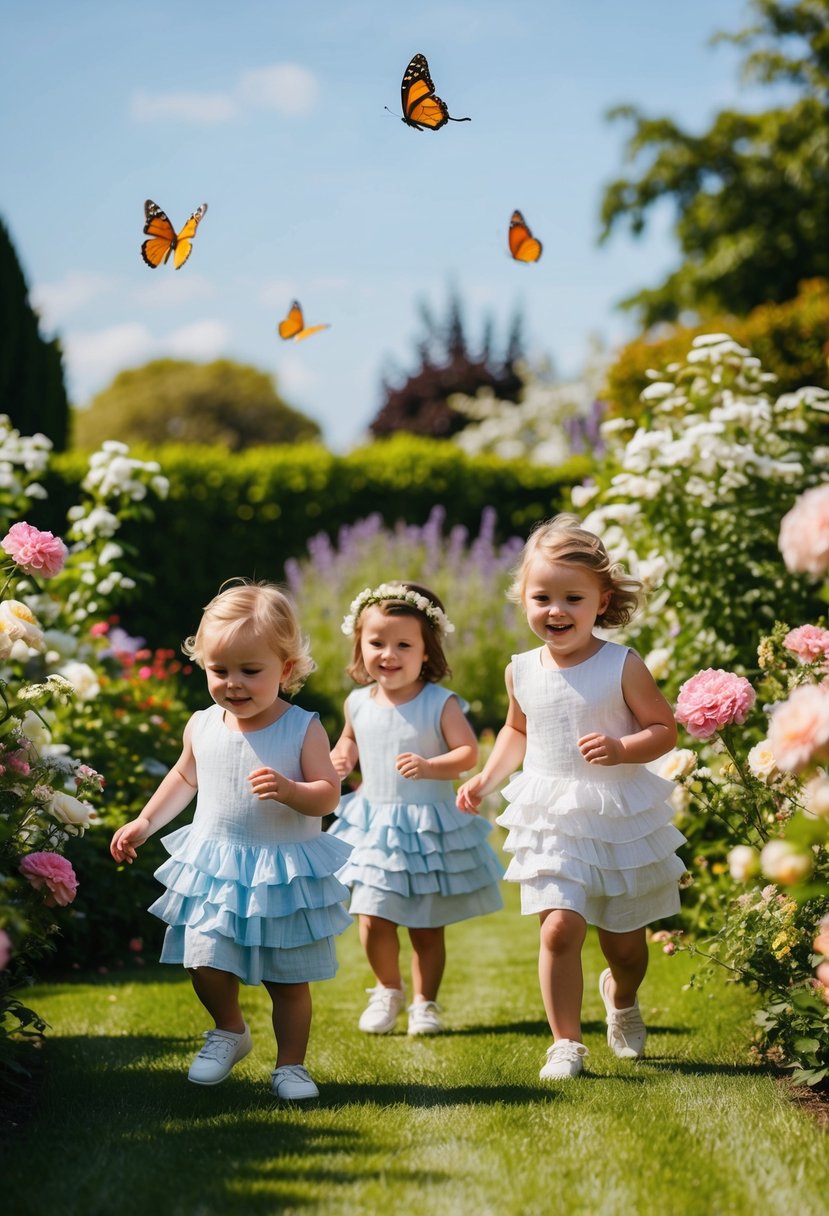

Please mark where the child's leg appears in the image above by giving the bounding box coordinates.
[408,926,446,1002]
[360,914,402,987]
[596,927,648,1006]
[188,966,245,1033]
[538,909,587,1041]
[263,980,312,1067]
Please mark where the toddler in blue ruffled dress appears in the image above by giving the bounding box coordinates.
[329,582,503,1036]
[111,580,351,1101]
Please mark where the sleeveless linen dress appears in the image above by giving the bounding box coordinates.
[498,643,686,932]
[149,703,352,985]
[329,683,504,928]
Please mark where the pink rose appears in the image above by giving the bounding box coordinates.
[783,624,829,663]
[19,851,78,907]
[675,668,756,740]
[767,683,829,773]
[0,927,11,970]
[1,521,67,578]
[779,484,829,579]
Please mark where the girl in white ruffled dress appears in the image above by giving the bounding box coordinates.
[457,516,685,1079]
[111,581,351,1101]
[329,583,503,1037]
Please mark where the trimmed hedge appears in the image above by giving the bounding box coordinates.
[40,436,588,649]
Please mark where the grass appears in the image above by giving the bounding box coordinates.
[3,880,829,1216]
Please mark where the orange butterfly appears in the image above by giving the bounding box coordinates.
[508,210,542,263]
[397,53,470,131]
[141,200,208,269]
[278,301,330,342]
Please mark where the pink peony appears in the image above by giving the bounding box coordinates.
[783,624,829,663]
[675,668,756,740]
[0,927,11,970]
[767,683,829,773]
[1,521,67,578]
[19,851,78,907]
[779,484,829,579]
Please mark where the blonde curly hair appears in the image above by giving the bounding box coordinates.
[183,579,314,694]
[508,514,642,628]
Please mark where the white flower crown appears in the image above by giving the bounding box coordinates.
[341,584,455,637]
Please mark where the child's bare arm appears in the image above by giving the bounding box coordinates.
[456,665,527,812]
[578,651,677,766]
[396,695,478,781]
[330,705,359,779]
[249,718,341,817]
[110,717,198,863]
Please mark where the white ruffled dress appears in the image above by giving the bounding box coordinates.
[329,683,504,928]
[149,703,353,985]
[498,643,686,932]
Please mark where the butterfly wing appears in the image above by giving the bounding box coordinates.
[141,200,176,268]
[401,53,449,130]
[278,301,330,341]
[509,210,543,263]
[278,301,305,339]
[173,203,208,269]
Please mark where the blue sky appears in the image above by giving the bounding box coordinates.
[3,0,759,448]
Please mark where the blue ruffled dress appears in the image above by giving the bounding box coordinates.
[329,683,504,928]
[149,703,353,985]
[497,643,686,932]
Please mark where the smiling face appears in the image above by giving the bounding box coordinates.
[523,558,611,667]
[358,604,427,701]
[201,625,291,731]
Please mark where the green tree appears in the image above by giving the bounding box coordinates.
[71,357,321,450]
[0,216,70,448]
[600,0,829,325]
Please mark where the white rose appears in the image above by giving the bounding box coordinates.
[0,620,13,660]
[56,661,100,702]
[747,740,779,784]
[644,648,672,681]
[670,785,691,815]
[47,791,97,833]
[803,775,829,819]
[20,710,52,752]
[727,845,760,882]
[760,839,813,885]
[0,599,44,649]
[659,749,697,781]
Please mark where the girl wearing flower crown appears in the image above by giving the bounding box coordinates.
[329,582,503,1036]
[457,517,685,1080]
[111,581,352,1102]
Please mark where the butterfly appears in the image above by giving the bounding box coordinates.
[397,53,470,131]
[141,200,208,269]
[508,210,543,263]
[277,300,330,342]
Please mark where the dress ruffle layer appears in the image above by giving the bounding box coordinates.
[498,768,685,906]
[150,824,353,984]
[330,794,504,927]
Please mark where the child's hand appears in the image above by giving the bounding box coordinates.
[110,818,152,864]
[578,732,623,766]
[249,765,296,803]
[455,777,483,815]
[330,748,354,780]
[396,752,433,781]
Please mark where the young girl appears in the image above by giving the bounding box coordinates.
[329,582,503,1036]
[457,516,685,1079]
[110,581,351,1101]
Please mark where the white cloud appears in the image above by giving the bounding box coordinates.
[238,64,319,115]
[134,274,217,308]
[31,273,118,326]
[260,278,299,309]
[130,63,319,126]
[130,90,237,124]
[166,319,232,360]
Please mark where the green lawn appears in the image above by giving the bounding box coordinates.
[3,881,828,1216]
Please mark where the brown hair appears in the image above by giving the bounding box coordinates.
[346,582,451,685]
[508,514,643,628]
[182,579,314,694]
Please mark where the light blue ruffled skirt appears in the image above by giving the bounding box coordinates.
[329,796,504,928]
[149,824,353,985]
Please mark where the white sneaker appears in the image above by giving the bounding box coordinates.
[358,985,406,1034]
[407,1000,443,1036]
[271,1064,319,1101]
[599,968,647,1059]
[539,1039,588,1080]
[188,1024,252,1085]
